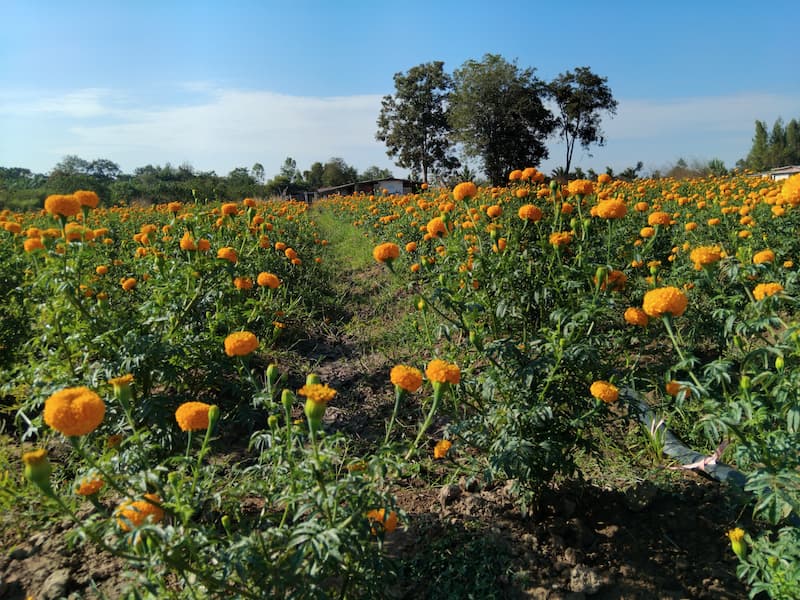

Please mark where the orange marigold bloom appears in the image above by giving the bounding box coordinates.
[274,241,287,251]
[257,272,280,288]
[44,387,106,436]
[390,365,423,393]
[167,201,182,213]
[433,439,452,459]
[233,276,253,290]
[426,217,447,238]
[175,401,212,431]
[23,238,45,252]
[486,205,502,218]
[373,242,400,263]
[648,211,671,226]
[518,204,543,222]
[595,198,627,219]
[596,270,627,291]
[549,231,573,247]
[426,359,460,385]
[297,383,337,404]
[405,241,418,252]
[567,179,595,196]
[95,265,109,275]
[753,282,783,301]
[366,508,398,534]
[452,182,478,201]
[221,202,238,216]
[624,307,649,327]
[224,331,259,357]
[597,173,612,184]
[508,169,523,181]
[197,239,211,252]
[590,380,619,403]
[643,286,688,318]
[690,246,722,270]
[753,249,775,265]
[74,190,100,209]
[44,194,81,218]
[217,247,238,263]
[180,231,197,251]
[640,226,655,238]
[75,475,104,496]
[665,381,685,396]
[116,494,164,531]
[121,277,137,291]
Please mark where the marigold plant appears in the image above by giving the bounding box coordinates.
[175,401,213,431]
[642,286,688,318]
[224,331,259,357]
[43,387,106,436]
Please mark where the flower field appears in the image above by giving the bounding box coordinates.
[1,171,800,598]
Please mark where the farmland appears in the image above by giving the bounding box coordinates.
[2,171,799,598]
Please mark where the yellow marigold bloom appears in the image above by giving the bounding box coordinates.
[224,331,259,357]
[390,365,423,393]
[567,179,594,196]
[648,211,671,226]
[366,508,398,534]
[727,527,747,559]
[23,238,45,252]
[549,231,573,247]
[634,201,649,212]
[217,247,238,263]
[433,439,452,459]
[426,359,460,385]
[121,277,137,291]
[508,169,523,181]
[44,387,106,436]
[23,448,53,489]
[590,380,619,403]
[175,401,212,431]
[233,276,253,290]
[95,265,109,275]
[624,306,649,327]
[44,194,81,218]
[426,217,447,238]
[779,173,800,204]
[707,217,721,226]
[643,286,688,318]
[486,205,502,218]
[594,198,627,219]
[297,383,337,404]
[753,282,783,301]
[179,231,197,251]
[597,173,612,184]
[221,202,238,216]
[75,475,104,496]
[452,181,478,201]
[116,494,164,531]
[753,249,775,265]
[257,272,280,289]
[74,190,99,209]
[373,242,400,263]
[518,204,543,222]
[690,246,722,270]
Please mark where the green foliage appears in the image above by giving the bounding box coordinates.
[449,54,555,185]
[742,117,800,171]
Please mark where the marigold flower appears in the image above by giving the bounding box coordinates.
[74,190,100,209]
[597,173,612,184]
[508,169,523,181]
[217,247,238,263]
[167,201,182,213]
[690,246,722,270]
[665,381,685,396]
[197,239,211,252]
[549,231,573,247]
[518,204,543,222]
[426,359,460,385]
[224,331,259,356]
[116,494,164,531]
[44,387,106,436]
[426,217,447,238]
[366,508,398,534]
[75,475,104,496]
[452,182,478,201]
[595,198,627,219]
[297,383,337,404]
[486,205,502,218]
[595,270,627,292]
[727,527,747,559]
[180,231,197,251]
[753,282,783,301]
[648,211,671,226]
[22,449,53,490]
[23,238,45,252]
[639,226,655,238]
[233,276,253,290]
[175,401,213,431]
[567,180,594,196]
[433,439,452,459]
[753,249,775,265]
[642,286,688,318]
[373,242,400,263]
[121,277,137,291]
[590,380,619,403]
[405,241,418,253]
[221,202,238,216]
[390,365,423,393]
[257,272,280,288]
[44,194,81,218]
[624,307,649,327]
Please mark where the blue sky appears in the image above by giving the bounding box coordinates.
[1,0,798,179]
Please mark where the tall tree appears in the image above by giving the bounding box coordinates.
[449,54,555,185]
[745,120,770,171]
[321,157,358,188]
[785,119,800,165]
[376,61,459,184]
[547,66,618,177]
[768,118,786,167]
[360,165,393,180]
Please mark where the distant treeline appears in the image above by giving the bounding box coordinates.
[738,117,800,171]
[0,155,393,211]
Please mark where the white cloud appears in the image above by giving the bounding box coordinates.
[0,88,120,118]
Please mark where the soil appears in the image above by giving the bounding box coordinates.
[0,255,750,599]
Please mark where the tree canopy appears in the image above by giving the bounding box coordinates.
[448,54,555,185]
[376,61,459,184]
[741,117,800,171]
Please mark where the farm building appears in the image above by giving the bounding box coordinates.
[314,178,415,200]
[763,165,800,180]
